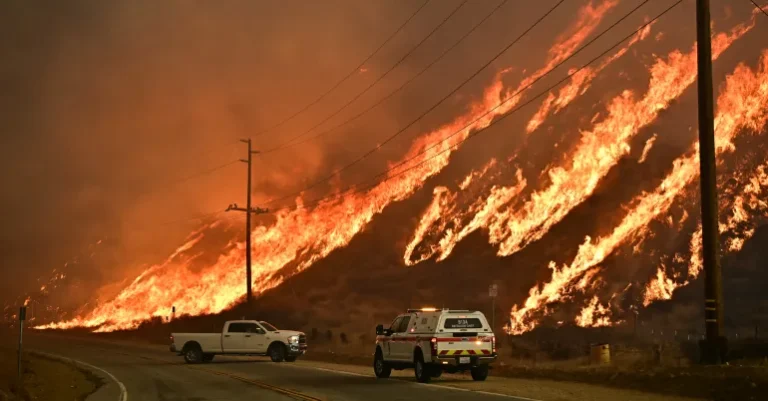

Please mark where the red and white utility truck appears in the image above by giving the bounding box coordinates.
[373,308,496,383]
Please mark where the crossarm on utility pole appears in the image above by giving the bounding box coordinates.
[226,204,270,214]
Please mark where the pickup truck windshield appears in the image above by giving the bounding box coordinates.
[260,321,278,331]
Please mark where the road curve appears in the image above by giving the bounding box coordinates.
[25,334,526,401]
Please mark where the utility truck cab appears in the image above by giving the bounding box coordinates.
[373,308,496,383]
[170,320,307,364]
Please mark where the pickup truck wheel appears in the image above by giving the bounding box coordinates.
[184,347,202,364]
[373,350,391,379]
[414,354,432,383]
[269,344,286,362]
[284,356,297,362]
[471,365,489,381]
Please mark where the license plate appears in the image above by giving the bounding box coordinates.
[459,356,470,364]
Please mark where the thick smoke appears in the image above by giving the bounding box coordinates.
[4,0,766,336]
[0,0,592,310]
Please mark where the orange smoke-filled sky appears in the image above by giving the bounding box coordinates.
[0,0,592,306]
[1,0,767,331]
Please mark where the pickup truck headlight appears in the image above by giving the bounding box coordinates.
[288,335,299,344]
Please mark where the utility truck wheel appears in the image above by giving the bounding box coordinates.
[373,350,391,378]
[471,365,489,381]
[414,353,432,383]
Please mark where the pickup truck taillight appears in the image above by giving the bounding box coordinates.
[492,336,496,354]
[170,335,174,343]
[430,337,438,356]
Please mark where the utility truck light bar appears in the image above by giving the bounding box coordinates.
[406,307,437,313]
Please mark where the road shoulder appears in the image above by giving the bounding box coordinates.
[27,350,125,401]
[0,347,101,401]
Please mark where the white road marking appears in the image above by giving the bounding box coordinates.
[475,390,543,401]
[29,350,128,401]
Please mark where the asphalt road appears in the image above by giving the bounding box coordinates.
[25,334,526,401]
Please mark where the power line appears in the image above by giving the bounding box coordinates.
[185,139,241,164]
[130,159,241,207]
[171,159,240,187]
[251,0,431,138]
[259,0,568,207]
[272,0,682,212]
[123,209,228,233]
[749,0,768,18]
[263,0,510,154]
[264,0,470,152]
[123,160,239,214]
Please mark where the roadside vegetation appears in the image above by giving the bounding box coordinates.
[0,331,100,401]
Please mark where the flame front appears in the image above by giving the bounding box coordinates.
[35,5,768,335]
[508,49,768,334]
[39,1,623,332]
[406,18,754,266]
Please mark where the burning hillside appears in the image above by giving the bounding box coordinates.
[15,1,768,335]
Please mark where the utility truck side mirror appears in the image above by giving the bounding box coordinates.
[375,324,384,335]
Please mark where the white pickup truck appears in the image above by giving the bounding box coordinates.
[170,320,307,364]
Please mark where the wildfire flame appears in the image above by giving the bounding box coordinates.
[406,18,755,267]
[38,1,623,332]
[526,20,653,134]
[35,4,768,336]
[644,156,768,306]
[638,133,657,163]
[575,295,615,328]
[404,1,649,265]
[508,48,768,334]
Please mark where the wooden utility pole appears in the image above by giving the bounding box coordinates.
[695,0,726,364]
[226,138,268,305]
[18,306,25,380]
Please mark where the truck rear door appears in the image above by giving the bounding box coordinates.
[436,315,493,362]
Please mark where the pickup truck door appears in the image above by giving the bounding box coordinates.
[382,317,402,360]
[390,315,412,361]
[242,322,268,354]
[223,322,247,352]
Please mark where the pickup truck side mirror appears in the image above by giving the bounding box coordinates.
[375,324,384,336]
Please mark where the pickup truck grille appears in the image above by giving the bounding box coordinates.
[299,334,306,344]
